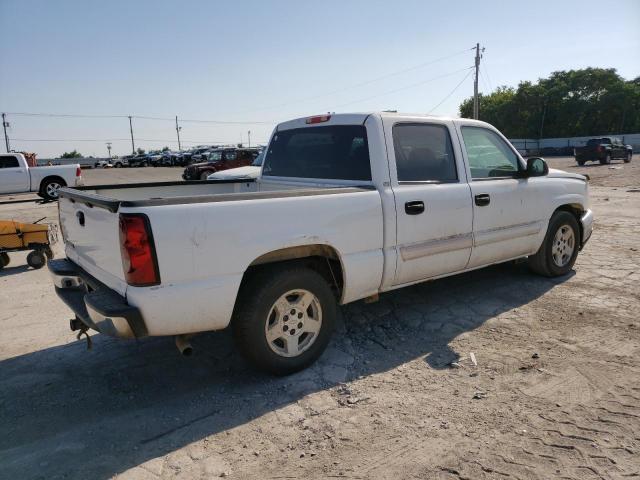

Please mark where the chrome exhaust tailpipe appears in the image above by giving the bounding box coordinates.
[175,335,193,356]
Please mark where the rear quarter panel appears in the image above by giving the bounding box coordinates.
[124,190,384,335]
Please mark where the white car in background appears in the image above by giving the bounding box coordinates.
[207,151,264,180]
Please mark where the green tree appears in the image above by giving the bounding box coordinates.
[136,148,146,155]
[162,146,170,152]
[60,150,83,159]
[459,68,640,138]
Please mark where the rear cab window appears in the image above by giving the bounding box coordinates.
[263,125,372,181]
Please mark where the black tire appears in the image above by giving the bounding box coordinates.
[600,153,611,165]
[114,162,122,168]
[200,171,212,180]
[232,265,336,375]
[528,211,580,277]
[40,178,66,200]
[27,250,46,269]
[624,152,632,163]
[44,247,54,260]
[577,159,585,166]
[0,252,9,268]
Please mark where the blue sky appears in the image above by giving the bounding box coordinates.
[1,0,638,157]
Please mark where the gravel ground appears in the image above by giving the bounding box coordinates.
[0,157,639,480]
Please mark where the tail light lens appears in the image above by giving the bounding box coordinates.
[119,214,160,286]
[597,146,603,152]
[306,115,331,124]
[76,166,81,177]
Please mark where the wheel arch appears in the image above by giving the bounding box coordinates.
[39,175,67,193]
[242,244,346,302]
[553,203,584,245]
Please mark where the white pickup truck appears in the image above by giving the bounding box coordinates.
[49,113,593,374]
[0,153,83,200]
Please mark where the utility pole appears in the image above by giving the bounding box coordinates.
[128,116,135,154]
[2,113,10,152]
[175,116,182,151]
[247,130,251,148]
[473,43,482,120]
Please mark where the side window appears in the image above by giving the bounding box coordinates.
[0,156,19,168]
[461,127,521,179]
[209,151,222,161]
[392,123,457,182]
[225,151,237,161]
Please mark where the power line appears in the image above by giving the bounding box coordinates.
[334,66,474,108]
[428,69,473,114]
[228,47,476,115]
[3,112,275,125]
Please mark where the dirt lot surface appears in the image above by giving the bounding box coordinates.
[1,158,639,480]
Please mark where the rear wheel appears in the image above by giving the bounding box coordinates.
[576,159,585,166]
[200,171,213,180]
[600,153,611,165]
[528,211,580,277]
[625,152,632,163]
[0,252,9,269]
[232,265,336,375]
[27,250,46,269]
[41,178,66,200]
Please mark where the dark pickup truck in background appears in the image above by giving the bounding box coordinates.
[574,137,632,165]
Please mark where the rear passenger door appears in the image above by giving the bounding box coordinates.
[385,120,474,285]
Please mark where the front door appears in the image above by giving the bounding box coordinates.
[385,120,474,286]
[457,124,543,268]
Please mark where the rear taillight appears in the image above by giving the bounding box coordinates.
[597,146,603,152]
[306,114,331,124]
[119,214,160,286]
[76,166,81,177]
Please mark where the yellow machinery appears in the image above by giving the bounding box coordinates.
[0,218,56,270]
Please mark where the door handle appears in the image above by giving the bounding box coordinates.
[474,193,490,206]
[405,200,425,215]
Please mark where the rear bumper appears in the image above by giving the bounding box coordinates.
[49,258,147,338]
[580,209,594,248]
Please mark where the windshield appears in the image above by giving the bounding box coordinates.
[263,125,371,180]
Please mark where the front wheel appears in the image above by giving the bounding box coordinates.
[200,171,213,180]
[232,265,336,375]
[528,211,580,277]
[624,152,632,163]
[0,252,9,269]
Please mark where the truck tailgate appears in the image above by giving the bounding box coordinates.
[58,197,128,295]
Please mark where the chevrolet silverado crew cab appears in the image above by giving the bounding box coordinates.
[49,113,593,375]
[0,153,83,199]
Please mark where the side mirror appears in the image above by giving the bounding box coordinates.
[525,157,548,177]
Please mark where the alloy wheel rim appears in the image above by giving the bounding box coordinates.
[265,289,322,357]
[46,183,61,197]
[551,225,575,267]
